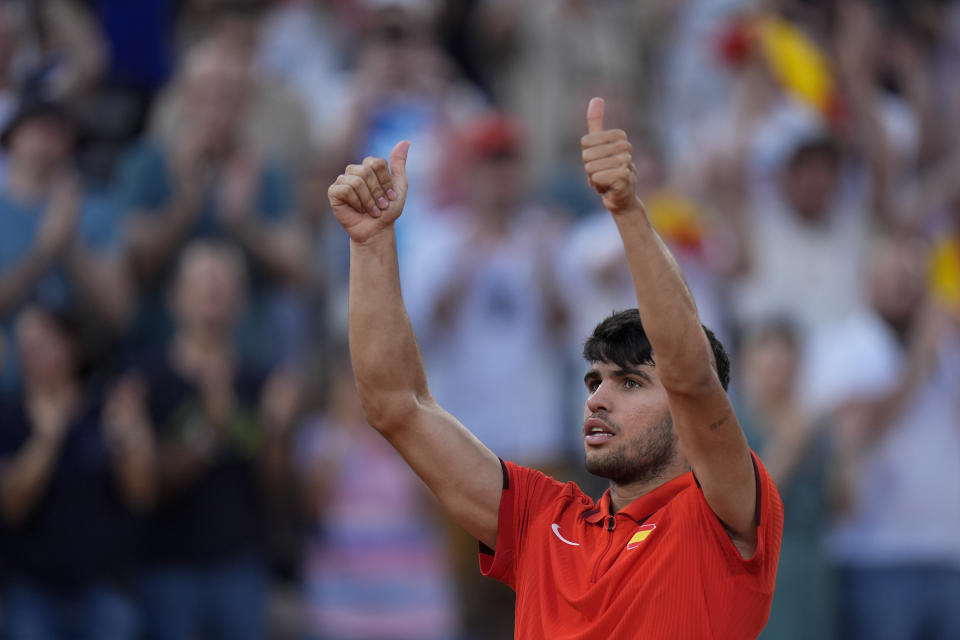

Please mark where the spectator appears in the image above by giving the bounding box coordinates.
[153,4,316,177]
[135,241,300,640]
[0,100,130,391]
[0,304,155,640]
[469,0,676,184]
[803,234,960,640]
[735,319,835,640]
[323,0,485,264]
[4,0,106,103]
[257,0,351,151]
[0,4,21,142]
[116,40,308,366]
[294,348,459,640]
[407,113,568,467]
[724,128,875,332]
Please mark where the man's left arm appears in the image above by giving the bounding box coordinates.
[582,98,758,552]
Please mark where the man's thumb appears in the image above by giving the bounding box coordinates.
[390,140,411,184]
[587,97,605,134]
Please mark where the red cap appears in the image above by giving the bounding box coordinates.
[458,112,524,158]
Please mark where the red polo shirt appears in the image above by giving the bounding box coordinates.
[479,453,783,639]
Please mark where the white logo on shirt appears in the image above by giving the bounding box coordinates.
[551,523,580,546]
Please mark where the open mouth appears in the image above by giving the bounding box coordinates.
[583,417,615,445]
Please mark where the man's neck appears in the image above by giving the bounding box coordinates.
[26,376,80,404]
[608,467,687,513]
[171,328,232,366]
[471,207,511,239]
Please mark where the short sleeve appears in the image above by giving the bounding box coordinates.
[697,452,784,592]
[479,459,568,589]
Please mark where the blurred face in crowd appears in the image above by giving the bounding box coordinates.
[740,327,799,406]
[0,5,20,80]
[172,244,246,333]
[582,361,679,486]
[208,13,261,60]
[8,116,74,175]
[181,45,253,151]
[781,145,840,223]
[465,149,527,217]
[16,307,77,386]
[362,7,438,87]
[867,235,927,329]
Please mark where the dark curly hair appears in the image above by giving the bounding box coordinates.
[582,309,730,391]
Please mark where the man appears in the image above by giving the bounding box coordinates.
[802,235,960,640]
[407,112,568,467]
[0,99,129,391]
[133,241,300,640]
[0,304,154,640]
[328,98,783,638]
[117,40,307,366]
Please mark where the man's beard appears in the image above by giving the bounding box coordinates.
[585,412,678,486]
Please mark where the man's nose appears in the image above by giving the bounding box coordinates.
[586,383,611,414]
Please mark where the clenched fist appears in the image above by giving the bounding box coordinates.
[581,98,642,216]
[328,141,410,244]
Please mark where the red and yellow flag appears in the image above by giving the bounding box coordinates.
[626,524,657,550]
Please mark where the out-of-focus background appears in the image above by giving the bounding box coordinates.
[0,0,958,638]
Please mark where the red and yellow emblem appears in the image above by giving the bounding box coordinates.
[626,524,656,550]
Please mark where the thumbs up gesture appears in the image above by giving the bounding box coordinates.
[328,141,411,244]
[582,98,642,216]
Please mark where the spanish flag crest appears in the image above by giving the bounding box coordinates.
[626,524,657,550]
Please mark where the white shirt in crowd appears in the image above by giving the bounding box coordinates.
[803,311,960,568]
[404,208,568,466]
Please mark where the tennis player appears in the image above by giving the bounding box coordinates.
[327,97,783,639]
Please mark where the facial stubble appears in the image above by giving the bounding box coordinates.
[585,412,678,486]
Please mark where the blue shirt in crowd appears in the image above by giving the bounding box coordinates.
[0,189,121,391]
[113,140,295,366]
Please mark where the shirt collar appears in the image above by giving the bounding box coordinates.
[584,472,695,525]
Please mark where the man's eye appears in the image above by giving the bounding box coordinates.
[624,378,641,389]
[586,381,600,393]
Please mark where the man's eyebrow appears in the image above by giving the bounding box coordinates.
[583,369,600,385]
[613,367,652,383]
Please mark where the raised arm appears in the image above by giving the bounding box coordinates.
[0,178,78,318]
[582,99,758,549]
[327,142,502,549]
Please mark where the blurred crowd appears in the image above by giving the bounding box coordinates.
[0,0,958,639]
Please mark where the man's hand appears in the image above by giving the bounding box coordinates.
[329,141,409,244]
[170,132,212,206]
[103,375,153,455]
[581,97,642,216]
[218,150,261,228]
[27,392,74,444]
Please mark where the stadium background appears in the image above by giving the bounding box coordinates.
[0,0,958,638]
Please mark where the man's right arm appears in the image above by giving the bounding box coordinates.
[330,142,503,549]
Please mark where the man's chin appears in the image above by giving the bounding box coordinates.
[584,451,619,481]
